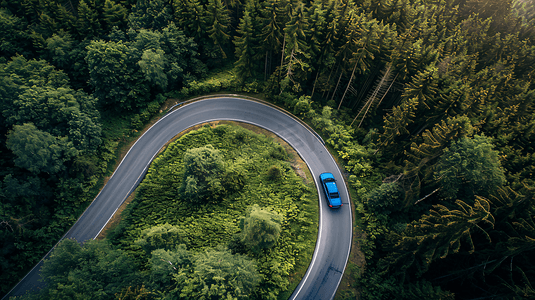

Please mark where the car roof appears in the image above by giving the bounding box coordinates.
[320,172,335,179]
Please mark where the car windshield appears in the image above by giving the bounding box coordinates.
[330,192,340,198]
[324,178,335,183]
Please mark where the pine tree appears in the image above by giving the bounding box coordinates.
[338,16,395,110]
[76,0,101,38]
[309,0,339,97]
[128,0,173,30]
[258,0,286,80]
[403,115,474,205]
[206,0,231,59]
[381,197,495,280]
[280,0,310,92]
[329,7,360,102]
[174,0,207,42]
[233,0,258,80]
[101,0,128,31]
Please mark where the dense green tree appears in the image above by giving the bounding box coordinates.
[6,123,77,175]
[159,22,206,84]
[401,116,474,205]
[233,0,258,81]
[128,0,173,30]
[0,8,32,58]
[205,0,232,59]
[180,144,226,203]
[311,0,340,98]
[39,239,142,300]
[177,248,260,299]
[101,0,128,31]
[173,0,207,42]
[258,0,285,79]
[338,15,396,110]
[381,197,495,281]
[240,205,283,253]
[138,48,168,90]
[135,223,188,254]
[365,181,404,215]
[148,245,193,290]
[280,0,310,92]
[101,0,129,31]
[86,39,149,110]
[434,135,506,201]
[3,86,102,151]
[75,0,101,38]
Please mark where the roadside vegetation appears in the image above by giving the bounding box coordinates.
[14,123,318,299]
[2,0,535,299]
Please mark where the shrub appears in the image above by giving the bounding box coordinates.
[365,181,405,215]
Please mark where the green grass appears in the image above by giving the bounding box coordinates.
[110,123,318,299]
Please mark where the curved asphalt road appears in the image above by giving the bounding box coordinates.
[4,97,352,300]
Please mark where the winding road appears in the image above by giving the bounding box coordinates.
[4,96,352,300]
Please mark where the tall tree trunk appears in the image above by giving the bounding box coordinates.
[279,34,286,80]
[264,50,269,81]
[311,70,320,98]
[331,68,343,102]
[350,65,397,127]
[324,64,338,99]
[338,57,360,110]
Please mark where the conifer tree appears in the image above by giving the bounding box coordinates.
[280,0,310,92]
[174,0,207,42]
[434,135,506,201]
[381,197,495,280]
[76,0,101,38]
[233,0,258,80]
[403,116,474,205]
[101,0,128,31]
[206,0,231,59]
[128,0,173,30]
[258,0,286,79]
[338,15,395,110]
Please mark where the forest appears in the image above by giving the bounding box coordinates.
[1,0,535,299]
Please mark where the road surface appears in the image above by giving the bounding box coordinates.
[4,96,352,300]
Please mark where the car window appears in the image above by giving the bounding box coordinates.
[330,192,339,198]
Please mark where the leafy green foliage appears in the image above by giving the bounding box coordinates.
[178,247,260,300]
[2,0,535,298]
[435,135,506,201]
[180,144,225,203]
[86,24,204,111]
[37,239,142,300]
[135,223,188,254]
[6,123,77,174]
[148,244,193,290]
[112,124,317,298]
[240,205,283,253]
[365,181,404,215]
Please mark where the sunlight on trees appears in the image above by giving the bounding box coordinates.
[240,205,283,253]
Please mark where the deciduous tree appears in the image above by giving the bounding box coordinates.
[240,205,283,253]
[180,144,226,202]
[6,123,77,175]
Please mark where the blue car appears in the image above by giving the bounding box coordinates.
[320,173,342,208]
